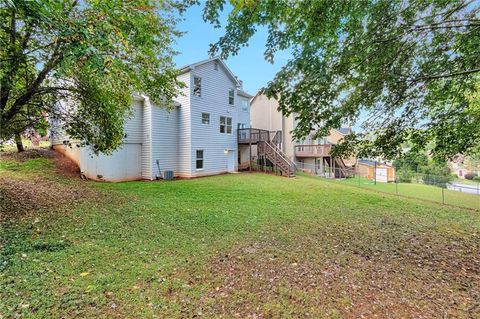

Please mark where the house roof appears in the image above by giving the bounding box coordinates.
[358,159,393,167]
[179,57,241,86]
[251,91,265,103]
[132,93,181,107]
[335,127,352,135]
[238,89,253,98]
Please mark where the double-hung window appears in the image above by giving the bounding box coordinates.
[220,116,232,134]
[201,113,210,125]
[241,100,248,112]
[193,77,201,97]
[228,89,234,105]
[196,150,204,169]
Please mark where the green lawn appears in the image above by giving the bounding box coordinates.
[0,140,50,153]
[336,176,480,211]
[1,154,480,318]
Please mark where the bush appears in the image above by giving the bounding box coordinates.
[464,172,478,180]
[421,163,453,187]
[473,176,480,182]
[396,169,414,183]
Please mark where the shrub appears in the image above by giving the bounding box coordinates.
[421,163,453,187]
[464,172,478,180]
[473,176,480,182]
[396,169,414,183]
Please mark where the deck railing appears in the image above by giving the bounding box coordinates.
[294,144,332,157]
[238,128,271,144]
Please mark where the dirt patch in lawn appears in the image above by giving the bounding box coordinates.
[0,149,98,222]
[199,225,480,318]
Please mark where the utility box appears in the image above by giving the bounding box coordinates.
[164,170,174,181]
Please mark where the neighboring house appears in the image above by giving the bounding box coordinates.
[250,93,354,178]
[50,58,252,181]
[357,160,396,183]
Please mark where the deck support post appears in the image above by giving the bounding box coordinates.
[249,141,252,172]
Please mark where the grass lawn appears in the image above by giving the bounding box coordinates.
[337,176,480,211]
[1,152,480,318]
[0,140,50,153]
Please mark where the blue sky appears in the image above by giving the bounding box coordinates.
[173,4,290,95]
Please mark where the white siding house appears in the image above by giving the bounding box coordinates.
[50,58,252,181]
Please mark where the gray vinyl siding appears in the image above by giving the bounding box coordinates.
[176,72,191,176]
[150,104,179,178]
[188,61,238,176]
[237,96,251,128]
[124,101,143,144]
[49,100,74,146]
[140,98,152,179]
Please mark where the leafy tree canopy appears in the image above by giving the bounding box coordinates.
[1,0,183,153]
[203,0,480,160]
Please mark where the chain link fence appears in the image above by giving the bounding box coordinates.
[295,161,480,211]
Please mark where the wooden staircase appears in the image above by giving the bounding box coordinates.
[334,157,354,178]
[258,140,296,177]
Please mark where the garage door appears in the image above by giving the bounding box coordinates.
[81,143,142,181]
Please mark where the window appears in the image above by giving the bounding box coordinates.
[201,112,210,125]
[241,100,249,112]
[226,117,232,133]
[196,150,204,169]
[220,116,232,134]
[193,76,201,97]
[228,89,234,105]
[214,62,218,70]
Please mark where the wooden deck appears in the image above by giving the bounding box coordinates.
[238,128,271,144]
[294,144,332,157]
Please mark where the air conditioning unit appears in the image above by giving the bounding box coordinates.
[164,170,174,181]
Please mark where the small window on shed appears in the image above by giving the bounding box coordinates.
[214,62,219,70]
[193,76,201,97]
[228,89,234,105]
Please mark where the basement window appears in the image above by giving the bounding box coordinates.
[196,150,204,169]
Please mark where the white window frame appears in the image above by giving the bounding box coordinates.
[193,76,202,97]
[220,116,232,134]
[196,150,204,170]
[241,100,249,112]
[201,112,210,125]
[228,89,235,105]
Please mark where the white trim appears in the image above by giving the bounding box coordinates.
[180,57,241,86]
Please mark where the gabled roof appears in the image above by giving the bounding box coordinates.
[251,91,265,103]
[334,127,352,135]
[179,57,241,86]
[358,159,393,167]
[238,89,253,99]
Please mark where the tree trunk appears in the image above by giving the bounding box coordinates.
[15,133,24,152]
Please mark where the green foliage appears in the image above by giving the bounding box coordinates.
[1,0,183,153]
[421,162,453,187]
[203,0,480,159]
[473,176,480,182]
[394,150,429,173]
[396,169,414,183]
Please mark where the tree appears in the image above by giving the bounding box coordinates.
[393,149,429,173]
[203,0,480,160]
[1,0,183,153]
